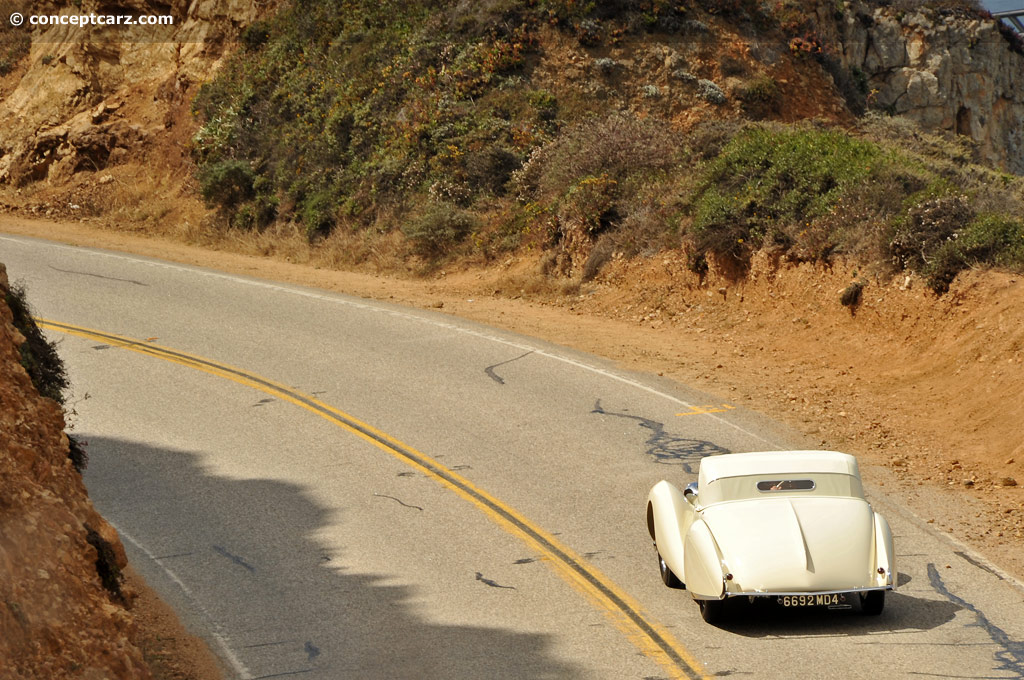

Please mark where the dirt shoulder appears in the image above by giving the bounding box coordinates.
[4,215,1022,600]
[125,566,225,680]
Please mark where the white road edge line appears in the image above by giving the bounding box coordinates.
[112,521,253,679]
[1,234,781,449]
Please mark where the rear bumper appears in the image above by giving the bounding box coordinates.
[695,585,893,601]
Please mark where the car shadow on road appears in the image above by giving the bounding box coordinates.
[82,436,586,680]
[709,578,961,639]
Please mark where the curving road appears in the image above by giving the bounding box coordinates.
[3,230,1024,680]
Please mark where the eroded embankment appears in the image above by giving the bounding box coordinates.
[0,261,152,678]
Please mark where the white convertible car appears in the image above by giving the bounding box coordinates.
[646,451,894,623]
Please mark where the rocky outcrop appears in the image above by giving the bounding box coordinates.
[0,263,151,678]
[0,0,261,185]
[832,2,1024,173]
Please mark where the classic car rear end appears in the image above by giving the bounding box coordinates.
[647,451,894,624]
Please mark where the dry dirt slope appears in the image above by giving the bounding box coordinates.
[0,261,152,678]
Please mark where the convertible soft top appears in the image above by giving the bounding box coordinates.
[698,451,860,486]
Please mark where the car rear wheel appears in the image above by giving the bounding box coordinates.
[658,551,684,589]
[860,590,885,615]
[698,598,725,624]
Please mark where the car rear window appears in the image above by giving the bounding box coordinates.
[700,473,864,505]
[756,479,816,492]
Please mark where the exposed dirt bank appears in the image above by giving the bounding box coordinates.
[0,260,151,678]
[2,215,1021,588]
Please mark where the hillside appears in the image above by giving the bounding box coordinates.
[1,1,1023,290]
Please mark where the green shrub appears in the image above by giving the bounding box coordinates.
[240,20,272,51]
[402,203,477,259]
[735,75,781,120]
[198,160,255,210]
[4,284,68,404]
[465,147,521,195]
[231,196,279,230]
[527,89,558,121]
[961,214,1024,268]
[925,214,1024,293]
[560,174,619,235]
[691,126,880,265]
[888,193,972,273]
[3,284,87,472]
[68,435,89,474]
[299,190,337,238]
[85,526,123,600]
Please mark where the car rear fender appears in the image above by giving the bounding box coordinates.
[873,512,895,587]
[684,519,726,600]
[647,480,693,580]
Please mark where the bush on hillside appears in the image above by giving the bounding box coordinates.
[734,75,782,119]
[0,27,30,76]
[86,526,124,600]
[465,146,521,195]
[924,214,1024,293]
[888,193,973,272]
[4,284,68,405]
[402,203,477,259]
[691,126,880,266]
[514,112,682,200]
[511,112,684,260]
[198,160,256,211]
[4,284,87,471]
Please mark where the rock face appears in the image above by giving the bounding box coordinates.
[832,2,1024,173]
[0,0,259,185]
[0,263,152,678]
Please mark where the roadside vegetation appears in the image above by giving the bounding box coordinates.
[190,0,1024,294]
[4,283,68,404]
[4,283,87,471]
[0,17,30,76]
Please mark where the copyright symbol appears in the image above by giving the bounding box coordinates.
[9,12,24,26]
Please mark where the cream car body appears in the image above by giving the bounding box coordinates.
[646,451,894,623]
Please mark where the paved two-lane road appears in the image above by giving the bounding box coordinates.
[3,230,1023,679]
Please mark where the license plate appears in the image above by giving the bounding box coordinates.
[777,593,844,607]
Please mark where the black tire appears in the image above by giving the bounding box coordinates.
[860,590,885,615]
[658,552,684,589]
[698,598,726,624]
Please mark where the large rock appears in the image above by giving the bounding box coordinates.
[0,0,259,185]
[835,2,1024,173]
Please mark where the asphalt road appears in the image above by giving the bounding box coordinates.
[3,230,1023,680]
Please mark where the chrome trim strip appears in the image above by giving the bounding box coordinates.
[693,585,893,601]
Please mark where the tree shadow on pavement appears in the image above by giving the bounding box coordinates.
[82,436,585,680]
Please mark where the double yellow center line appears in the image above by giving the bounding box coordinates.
[40,318,708,680]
